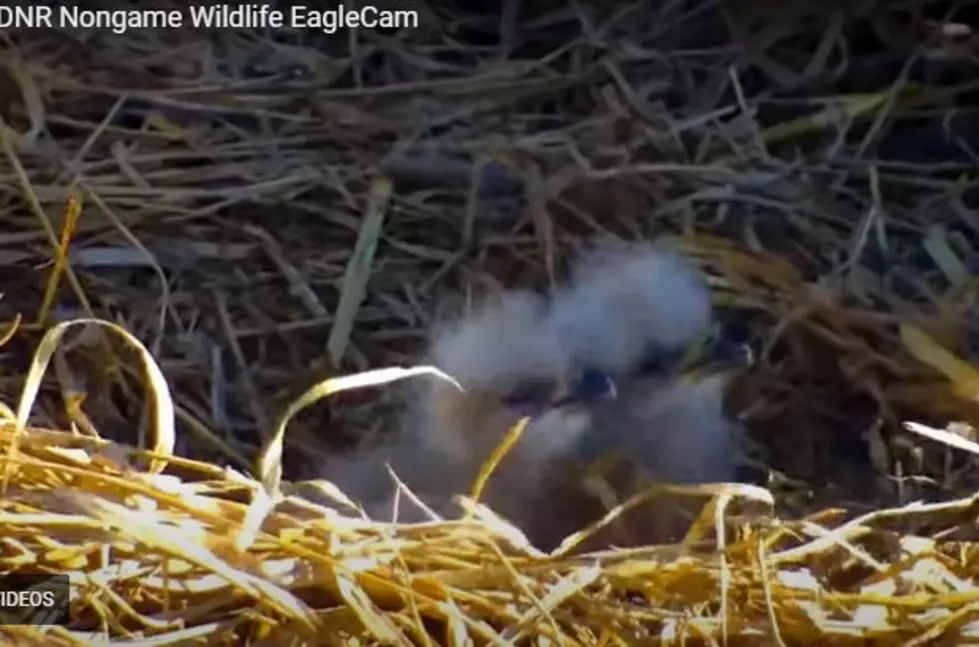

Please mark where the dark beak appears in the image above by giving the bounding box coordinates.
[516,326,752,415]
[680,324,754,381]
[552,368,617,408]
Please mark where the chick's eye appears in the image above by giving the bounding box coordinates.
[570,368,616,401]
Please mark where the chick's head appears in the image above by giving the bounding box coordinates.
[541,241,741,545]
[420,290,583,463]
[408,290,603,535]
[546,240,712,380]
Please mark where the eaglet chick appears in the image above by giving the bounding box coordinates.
[317,241,741,550]
[539,240,742,547]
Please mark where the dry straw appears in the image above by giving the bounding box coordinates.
[0,314,972,645]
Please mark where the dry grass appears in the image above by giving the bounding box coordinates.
[0,0,977,643]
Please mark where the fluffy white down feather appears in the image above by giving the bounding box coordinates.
[545,240,712,376]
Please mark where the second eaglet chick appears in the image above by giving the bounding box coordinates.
[541,241,742,546]
[319,290,597,535]
[400,290,600,533]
